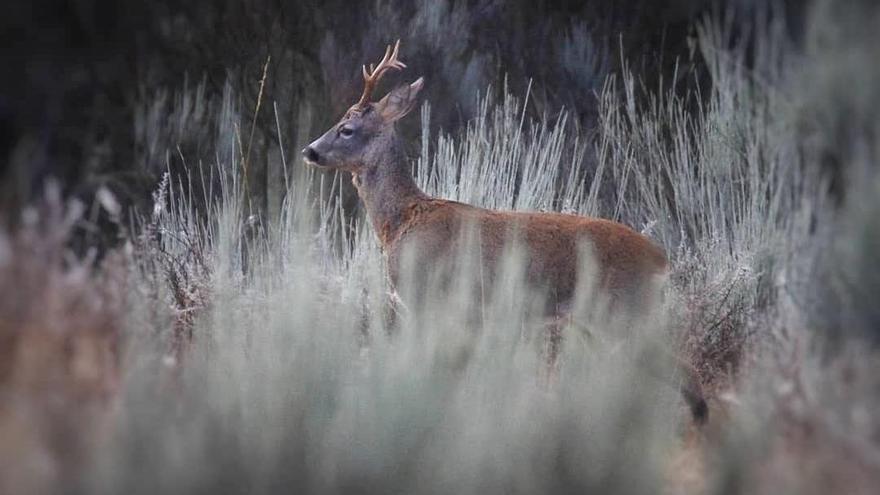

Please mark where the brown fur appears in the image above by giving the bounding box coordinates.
[379,196,667,310]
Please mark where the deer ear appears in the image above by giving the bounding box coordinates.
[376,77,424,123]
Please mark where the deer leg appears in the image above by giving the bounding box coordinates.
[539,311,570,386]
[676,357,709,424]
[382,290,411,336]
[551,310,708,424]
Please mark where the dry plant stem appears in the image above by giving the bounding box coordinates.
[242,54,272,214]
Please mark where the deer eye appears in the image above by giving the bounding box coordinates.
[339,126,355,138]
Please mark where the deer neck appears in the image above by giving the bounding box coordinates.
[353,138,427,249]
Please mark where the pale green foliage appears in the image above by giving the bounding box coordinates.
[103,80,684,495]
[77,5,880,495]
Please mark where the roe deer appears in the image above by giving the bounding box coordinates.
[302,41,707,423]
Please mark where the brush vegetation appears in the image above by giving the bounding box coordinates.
[2,2,880,494]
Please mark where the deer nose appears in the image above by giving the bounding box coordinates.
[302,146,319,163]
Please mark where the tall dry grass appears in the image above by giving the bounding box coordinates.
[2,3,880,494]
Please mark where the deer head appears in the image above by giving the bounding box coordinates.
[302,40,424,172]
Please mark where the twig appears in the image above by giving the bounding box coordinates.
[242,54,272,213]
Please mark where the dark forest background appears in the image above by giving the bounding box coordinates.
[1,0,808,230]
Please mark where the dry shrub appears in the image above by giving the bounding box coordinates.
[0,185,125,495]
[136,172,213,364]
[673,249,756,395]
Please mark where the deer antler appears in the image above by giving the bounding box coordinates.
[356,40,406,108]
